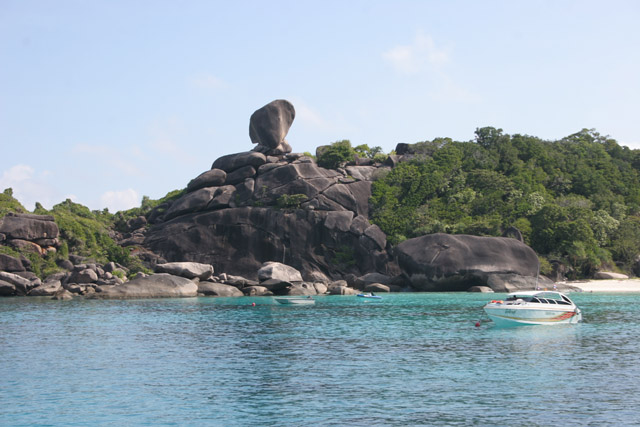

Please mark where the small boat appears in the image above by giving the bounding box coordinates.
[483,291,582,326]
[357,293,382,299]
[274,297,315,305]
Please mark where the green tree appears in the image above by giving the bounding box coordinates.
[317,140,356,169]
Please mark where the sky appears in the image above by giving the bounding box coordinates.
[1,0,640,212]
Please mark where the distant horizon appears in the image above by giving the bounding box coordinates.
[2,0,639,211]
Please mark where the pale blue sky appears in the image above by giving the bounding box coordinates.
[2,0,639,211]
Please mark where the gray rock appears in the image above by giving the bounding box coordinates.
[258,262,303,282]
[0,279,16,296]
[349,215,369,235]
[144,207,389,281]
[249,99,295,154]
[253,163,338,205]
[313,282,328,294]
[396,233,540,291]
[328,284,358,295]
[210,185,237,209]
[93,273,197,298]
[197,281,243,297]
[56,259,74,271]
[283,282,317,296]
[324,211,354,232]
[224,165,256,186]
[304,270,331,283]
[234,179,255,205]
[0,253,25,272]
[52,289,74,300]
[7,239,44,255]
[364,283,390,293]
[0,271,33,295]
[155,262,214,280]
[322,181,372,215]
[0,213,59,241]
[259,278,292,293]
[212,151,267,173]
[362,225,387,251]
[29,280,62,296]
[187,169,227,192]
[345,166,379,181]
[164,187,217,220]
[223,274,256,287]
[358,272,392,286]
[467,286,495,293]
[64,283,86,294]
[103,262,117,272]
[69,269,98,284]
[242,285,272,296]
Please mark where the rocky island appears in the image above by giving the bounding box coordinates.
[0,99,603,299]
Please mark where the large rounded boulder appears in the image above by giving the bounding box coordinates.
[93,274,198,298]
[395,233,540,291]
[249,99,295,155]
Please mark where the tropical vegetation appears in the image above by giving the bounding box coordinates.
[369,127,640,278]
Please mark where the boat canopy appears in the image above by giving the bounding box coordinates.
[506,291,574,304]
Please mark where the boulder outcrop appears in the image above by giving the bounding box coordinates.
[197,281,244,297]
[155,261,214,280]
[258,262,303,282]
[93,273,197,298]
[0,213,60,256]
[395,233,540,291]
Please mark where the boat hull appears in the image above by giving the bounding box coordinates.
[484,306,582,326]
[274,297,315,305]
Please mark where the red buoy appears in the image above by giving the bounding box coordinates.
[251,302,256,307]
[475,321,481,327]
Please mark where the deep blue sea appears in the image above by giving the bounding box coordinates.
[2,292,640,426]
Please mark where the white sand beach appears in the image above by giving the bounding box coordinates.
[562,279,640,293]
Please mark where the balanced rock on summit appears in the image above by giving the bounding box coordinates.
[249,99,295,155]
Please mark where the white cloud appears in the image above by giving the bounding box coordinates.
[0,164,59,210]
[383,31,450,75]
[100,188,140,212]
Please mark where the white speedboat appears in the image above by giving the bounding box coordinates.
[274,297,315,305]
[483,291,582,326]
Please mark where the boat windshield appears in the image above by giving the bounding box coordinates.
[507,293,573,305]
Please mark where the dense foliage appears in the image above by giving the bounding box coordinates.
[316,140,386,169]
[3,128,640,281]
[370,128,640,278]
[0,189,184,278]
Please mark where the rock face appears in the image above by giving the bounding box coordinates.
[258,262,303,282]
[155,262,214,280]
[395,234,540,291]
[144,106,394,280]
[94,274,197,298]
[0,213,60,255]
[197,281,244,297]
[0,213,59,241]
[249,99,295,155]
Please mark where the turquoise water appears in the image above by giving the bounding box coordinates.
[1,292,640,426]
